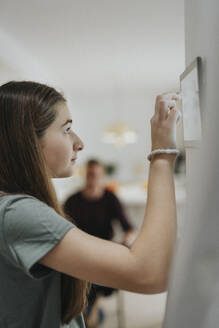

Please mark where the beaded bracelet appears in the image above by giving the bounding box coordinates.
[147,149,180,162]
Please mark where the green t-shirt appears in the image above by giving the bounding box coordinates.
[0,193,86,328]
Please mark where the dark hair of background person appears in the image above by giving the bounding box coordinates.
[86,158,106,172]
[0,81,90,325]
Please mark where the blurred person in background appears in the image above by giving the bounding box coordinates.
[63,159,137,327]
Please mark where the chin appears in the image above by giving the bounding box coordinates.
[53,167,74,179]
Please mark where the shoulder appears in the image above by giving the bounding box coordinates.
[0,193,43,214]
[1,193,74,236]
[0,193,74,279]
[0,194,37,234]
[104,190,120,202]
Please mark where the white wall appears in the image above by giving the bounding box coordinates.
[0,60,21,85]
[164,0,219,327]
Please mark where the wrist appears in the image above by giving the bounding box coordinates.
[148,149,179,162]
[150,153,177,166]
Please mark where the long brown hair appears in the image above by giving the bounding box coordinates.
[0,81,90,324]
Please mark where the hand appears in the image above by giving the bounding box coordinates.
[150,92,181,151]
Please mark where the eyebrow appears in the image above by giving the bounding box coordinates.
[61,119,72,127]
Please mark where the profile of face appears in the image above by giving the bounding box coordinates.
[40,101,84,178]
[86,164,106,188]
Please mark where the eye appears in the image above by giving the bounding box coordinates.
[64,126,72,134]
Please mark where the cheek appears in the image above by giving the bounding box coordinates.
[43,134,72,169]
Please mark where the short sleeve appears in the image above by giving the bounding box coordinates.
[2,195,75,279]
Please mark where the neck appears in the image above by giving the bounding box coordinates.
[83,185,105,199]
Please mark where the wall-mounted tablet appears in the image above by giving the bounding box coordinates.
[180,57,202,147]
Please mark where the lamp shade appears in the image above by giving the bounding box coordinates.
[103,121,138,147]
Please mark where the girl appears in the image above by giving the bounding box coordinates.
[0,81,180,328]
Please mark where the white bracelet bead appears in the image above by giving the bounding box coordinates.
[147,149,180,161]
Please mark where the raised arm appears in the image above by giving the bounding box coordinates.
[39,92,181,294]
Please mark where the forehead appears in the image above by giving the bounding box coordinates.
[53,101,72,126]
[88,164,105,173]
[40,101,71,146]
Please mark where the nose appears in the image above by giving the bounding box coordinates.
[73,134,84,152]
[75,143,83,151]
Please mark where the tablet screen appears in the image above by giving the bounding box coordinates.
[180,57,202,145]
